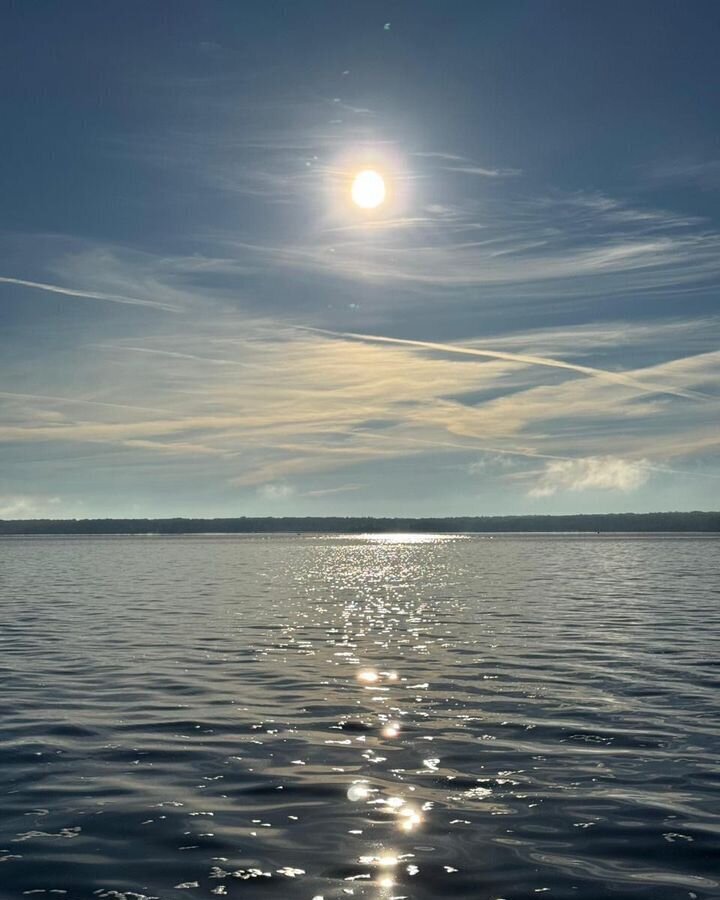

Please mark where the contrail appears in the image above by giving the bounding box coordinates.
[0,276,178,312]
[303,327,705,401]
[0,390,173,415]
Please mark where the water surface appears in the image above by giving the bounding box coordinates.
[1,533,719,899]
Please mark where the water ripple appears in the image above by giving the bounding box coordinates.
[1,533,719,899]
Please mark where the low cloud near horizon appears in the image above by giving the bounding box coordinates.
[527,457,651,498]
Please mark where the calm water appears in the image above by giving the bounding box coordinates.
[1,534,719,900]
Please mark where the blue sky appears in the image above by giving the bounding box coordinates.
[1,0,719,518]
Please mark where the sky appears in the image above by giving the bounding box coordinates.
[1,0,719,519]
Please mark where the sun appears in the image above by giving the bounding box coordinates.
[351,169,386,209]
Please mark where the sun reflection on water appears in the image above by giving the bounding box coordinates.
[381,721,401,738]
[357,668,380,684]
[347,781,374,802]
[360,532,466,544]
[281,535,472,896]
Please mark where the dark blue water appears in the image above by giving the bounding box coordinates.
[1,533,719,900]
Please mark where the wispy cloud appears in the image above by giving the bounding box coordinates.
[413,151,521,178]
[112,91,719,306]
[226,209,720,303]
[650,158,720,189]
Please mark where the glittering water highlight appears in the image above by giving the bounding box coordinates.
[1,533,719,899]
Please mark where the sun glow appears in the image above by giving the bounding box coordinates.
[351,169,386,209]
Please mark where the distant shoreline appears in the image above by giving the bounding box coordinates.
[1,512,718,535]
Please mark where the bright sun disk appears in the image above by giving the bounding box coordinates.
[351,169,386,209]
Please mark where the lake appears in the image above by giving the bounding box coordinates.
[1,533,719,899]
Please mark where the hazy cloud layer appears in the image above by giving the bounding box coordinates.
[1,311,718,514]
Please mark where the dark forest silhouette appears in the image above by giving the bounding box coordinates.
[1,511,718,534]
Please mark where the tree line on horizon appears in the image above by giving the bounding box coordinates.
[0,511,718,534]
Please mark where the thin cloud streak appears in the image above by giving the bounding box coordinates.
[305,328,706,401]
[0,276,179,312]
[0,390,173,415]
[445,165,522,178]
[301,483,364,497]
